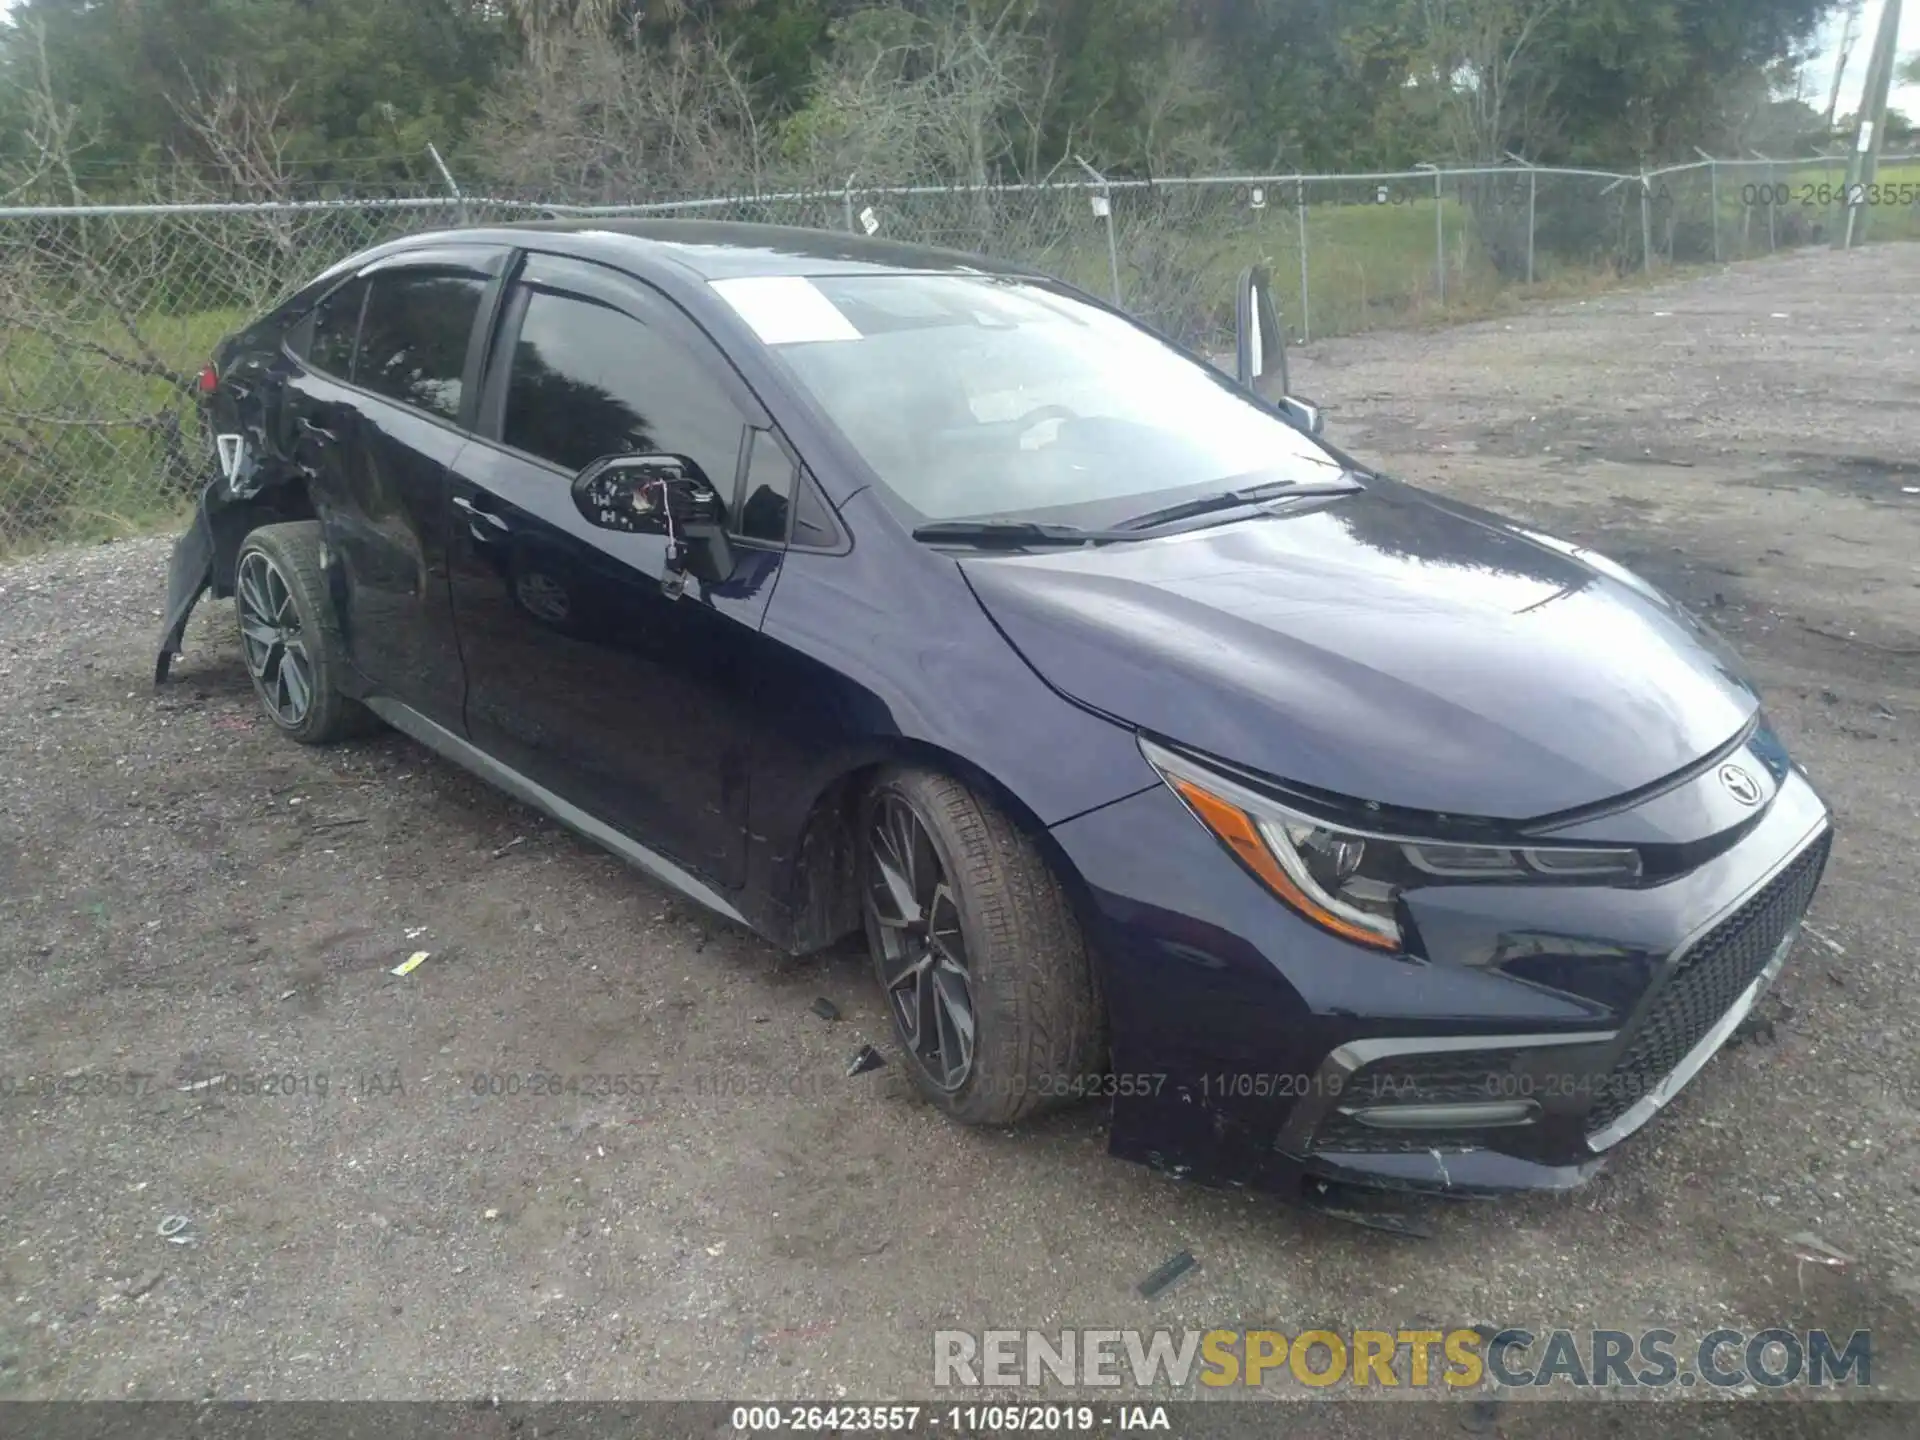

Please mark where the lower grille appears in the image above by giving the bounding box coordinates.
[1310,1050,1531,1154]
[1585,831,1831,1137]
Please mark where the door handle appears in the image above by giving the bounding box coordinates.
[296,416,337,444]
[452,494,511,538]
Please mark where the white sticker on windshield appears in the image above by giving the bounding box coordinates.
[712,276,863,347]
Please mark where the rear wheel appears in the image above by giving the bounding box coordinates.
[860,768,1104,1125]
[234,522,376,745]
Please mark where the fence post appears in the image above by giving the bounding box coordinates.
[1708,159,1722,263]
[843,173,857,234]
[1416,163,1443,306]
[1640,176,1653,274]
[1527,168,1537,284]
[1767,158,1778,251]
[1296,177,1311,343]
[427,143,467,225]
[1075,156,1124,307]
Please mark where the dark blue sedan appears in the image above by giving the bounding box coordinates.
[158,222,1831,1198]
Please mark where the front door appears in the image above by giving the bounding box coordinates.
[446,253,792,889]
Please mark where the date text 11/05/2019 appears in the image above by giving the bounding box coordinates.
[727,1406,1170,1433]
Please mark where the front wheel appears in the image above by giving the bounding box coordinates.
[860,768,1105,1125]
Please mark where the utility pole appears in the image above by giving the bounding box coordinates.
[1836,0,1903,249]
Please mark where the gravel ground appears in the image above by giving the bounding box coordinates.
[1,242,1917,1423]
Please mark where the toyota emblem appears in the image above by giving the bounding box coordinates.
[1718,764,1763,807]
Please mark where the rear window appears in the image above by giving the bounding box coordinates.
[305,278,367,380]
[356,271,487,422]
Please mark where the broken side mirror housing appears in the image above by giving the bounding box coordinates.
[1235,264,1289,402]
[1235,266,1323,437]
[571,453,734,592]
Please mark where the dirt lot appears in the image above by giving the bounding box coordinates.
[2,242,1917,1423]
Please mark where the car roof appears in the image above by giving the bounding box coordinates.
[414,218,1052,283]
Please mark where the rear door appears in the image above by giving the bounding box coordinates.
[283,246,505,728]
[445,252,791,888]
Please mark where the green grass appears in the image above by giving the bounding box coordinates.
[0,307,245,556]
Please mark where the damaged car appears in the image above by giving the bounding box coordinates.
[158,221,1832,1197]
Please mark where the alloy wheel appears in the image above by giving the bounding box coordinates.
[867,793,977,1092]
[236,549,314,728]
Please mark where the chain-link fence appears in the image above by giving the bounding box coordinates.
[5,155,1920,552]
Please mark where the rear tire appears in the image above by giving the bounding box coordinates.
[860,767,1105,1126]
[233,521,377,746]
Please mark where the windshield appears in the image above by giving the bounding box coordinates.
[712,273,1345,527]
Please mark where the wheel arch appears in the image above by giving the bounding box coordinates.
[206,474,318,598]
[781,737,1106,973]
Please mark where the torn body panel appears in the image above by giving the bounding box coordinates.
[154,464,313,685]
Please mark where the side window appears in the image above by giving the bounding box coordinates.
[501,287,747,495]
[357,270,487,422]
[792,476,843,551]
[737,429,795,544]
[305,277,367,380]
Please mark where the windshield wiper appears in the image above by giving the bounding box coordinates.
[1115,477,1363,533]
[911,519,1136,547]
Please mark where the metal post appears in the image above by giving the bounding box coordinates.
[843,173,857,234]
[1768,160,1778,251]
[1640,177,1653,274]
[1696,149,1722,263]
[1435,168,1445,305]
[1296,177,1311,343]
[427,143,467,225]
[1076,155,1124,307]
[1416,163,1443,305]
[1527,168,1538,284]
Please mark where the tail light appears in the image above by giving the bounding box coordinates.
[197,363,219,396]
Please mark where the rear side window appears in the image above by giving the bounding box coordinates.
[357,271,487,422]
[306,278,367,380]
[501,287,747,491]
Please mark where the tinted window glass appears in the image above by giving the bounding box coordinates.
[737,429,794,543]
[357,271,486,421]
[502,288,746,491]
[792,477,840,550]
[306,278,367,379]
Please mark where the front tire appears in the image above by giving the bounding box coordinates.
[233,521,375,745]
[860,768,1105,1125]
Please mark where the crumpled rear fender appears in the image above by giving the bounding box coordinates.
[155,493,216,684]
[154,473,312,684]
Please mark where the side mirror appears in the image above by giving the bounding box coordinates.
[1281,396,1324,437]
[571,453,733,597]
[1236,266,1325,438]
[573,454,717,534]
[1235,265,1289,402]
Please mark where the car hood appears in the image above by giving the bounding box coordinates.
[959,480,1758,821]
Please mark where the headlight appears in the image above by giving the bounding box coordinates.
[1139,738,1641,953]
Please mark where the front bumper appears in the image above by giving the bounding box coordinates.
[1049,748,1832,1197]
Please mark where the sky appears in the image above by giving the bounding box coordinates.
[1802,1,1920,125]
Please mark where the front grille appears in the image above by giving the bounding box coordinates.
[1586,831,1831,1137]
